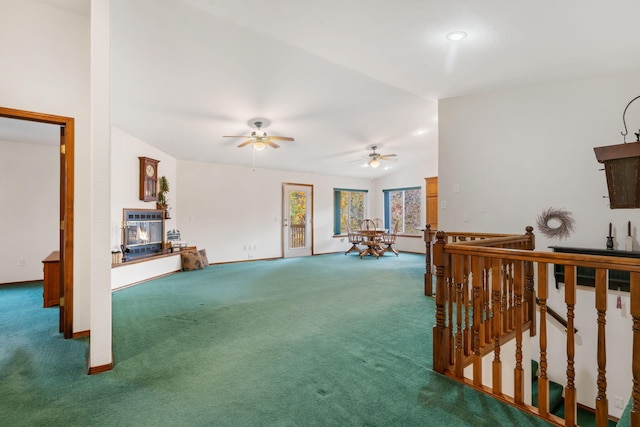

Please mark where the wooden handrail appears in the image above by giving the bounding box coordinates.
[422,226,527,297]
[455,235,539,247]
[444,243,640,272]
[431,227,637,427]
[535,297,577,334]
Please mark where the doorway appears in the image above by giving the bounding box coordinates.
[283,183,313,258]
[0,106,74,338]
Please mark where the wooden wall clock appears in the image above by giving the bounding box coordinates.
[139,157,160,201]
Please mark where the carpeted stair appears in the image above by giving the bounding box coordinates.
[531,360,617,427]
[530,360,565,415]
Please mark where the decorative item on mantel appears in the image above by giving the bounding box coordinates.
[111,248,122,264]
[120,244,129,263]
[166,229,187,252]
[156,176,171,219]
[593,94,640,209]
[606,222,614,250]
[626,221,633,251]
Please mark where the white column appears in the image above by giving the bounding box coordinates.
[89,0,113,371]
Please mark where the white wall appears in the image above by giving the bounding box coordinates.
[438,69,640,417]
[114,125,432,264]
[374,153,438,253]
[0,0,92,332]
[177,160,375,263]
[111,127,178,249]
[0,140,59,283]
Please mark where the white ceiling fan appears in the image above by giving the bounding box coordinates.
[223,121,294,151]
[366,145,396,168]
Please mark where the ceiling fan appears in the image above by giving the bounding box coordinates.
[223,121,294,151]
[367,145,396,168]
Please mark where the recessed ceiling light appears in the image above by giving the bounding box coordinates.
[446,31,467,41]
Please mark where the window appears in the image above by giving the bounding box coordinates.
[383,187,421,235]
[334,188,367,235]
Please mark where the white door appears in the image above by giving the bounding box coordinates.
[283,184,313,258]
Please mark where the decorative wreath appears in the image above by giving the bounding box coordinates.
[536,207,575,240]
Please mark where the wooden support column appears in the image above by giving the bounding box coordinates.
[472,256,483,387]
[513,261,524,405]
[537,263,550,416]
[492,257,503,395]
[594,268,608,427]
[454,254,464,378]
[565,265,577,427]
[631,271,640,427]
[463,256,472,357]
[483,258,492,345]
[424,224,433,296]
[432,231,449,374]
[525,227,536,336]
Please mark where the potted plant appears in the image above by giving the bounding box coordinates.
[156,176,170,218]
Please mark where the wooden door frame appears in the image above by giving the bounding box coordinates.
[0,106,74,338]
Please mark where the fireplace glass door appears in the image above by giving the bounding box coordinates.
[123,209,164,259]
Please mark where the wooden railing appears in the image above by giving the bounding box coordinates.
[289,224,306,248]
[422,224,520,296]
[431,227,640,427]
[535,297,577,334]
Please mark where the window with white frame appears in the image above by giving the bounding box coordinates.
[333,188,367,235]
[383,187,421,235]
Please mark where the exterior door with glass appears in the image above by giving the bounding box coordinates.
[283,184,313,258]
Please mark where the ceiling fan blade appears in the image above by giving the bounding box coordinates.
[237,140,254,148]
[268,136,295,141]
[379,154,397,159]
[264,139,280,148]
[224,135,251,138]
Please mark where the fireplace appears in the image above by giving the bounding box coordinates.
[122,209,164,260]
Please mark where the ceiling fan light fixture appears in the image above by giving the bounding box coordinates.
[446,31,467,41]
[369,158,380,168]
[224,120,294,150]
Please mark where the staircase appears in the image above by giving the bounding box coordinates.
[531,360,616,427]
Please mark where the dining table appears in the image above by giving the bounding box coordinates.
[359,228,387,258]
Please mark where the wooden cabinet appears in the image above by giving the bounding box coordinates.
[425,176,438,230]
[42,251,60,307]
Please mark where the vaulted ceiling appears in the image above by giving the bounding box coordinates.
[11,0,640,178]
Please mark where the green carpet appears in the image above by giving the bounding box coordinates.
[1,253,552,426]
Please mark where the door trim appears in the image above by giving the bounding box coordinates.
[282,183,314,258]
[0,106,74,338]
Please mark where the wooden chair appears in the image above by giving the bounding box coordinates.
[380,222,399,256]
[359,219,381,258]
[361,218,376,231]
[344,224,363,255]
